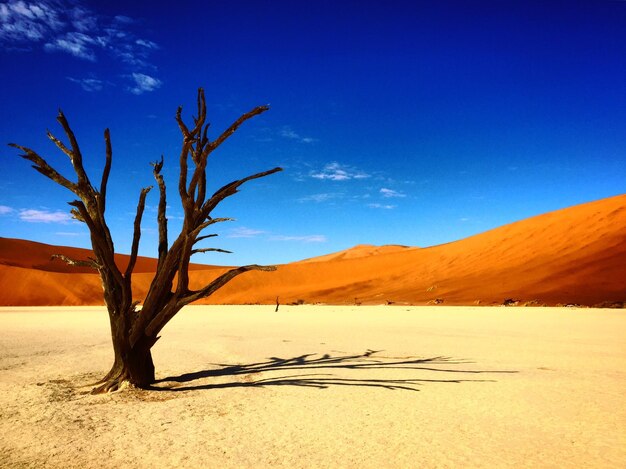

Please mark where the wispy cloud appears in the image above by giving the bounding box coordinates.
[368,203,396,210]
[19,208,72,223]
[67,76,104,92]
[129,72,161,95]
[279,126,317,143]
[227,227,326,243]
[0,1,63,42]
[44,31,101,60]
[298,193,343,203]
[270,234,327,243]
[69,6,97,32]
[311,162,370,181]
[380,187,406,198]
[0,1,160,93]
[0,204,14,214]
[136,38,158,49]
[227,227,266,238]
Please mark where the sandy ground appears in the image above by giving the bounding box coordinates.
[0,305,624,468]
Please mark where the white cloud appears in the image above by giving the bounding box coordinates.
[380,187,406,198]
[67,76,104,92]
[19,209,72,223]
[298,193,342,203]
[44,31,98,60]
[113,15,133,25]
[368,203,396,210]
[227,227,266,238]
[0,1,161,92]
[69,6,96,32]
[115,50,150,68]
[311,162,370,181]
[136,38,158,49]
[0,1,64,42]
[270,234,327,243]
[129,72,161,95]
[0,205,14,214]
[279,126,317,144]
[279,127,298,139]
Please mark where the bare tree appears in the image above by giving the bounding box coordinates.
[10,88,282,393]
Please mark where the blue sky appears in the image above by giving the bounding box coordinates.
[1,0,625,265]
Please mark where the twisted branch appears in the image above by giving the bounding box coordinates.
[144,264,277,337]
[151,157,168,268]
[207,105,270,156]
[125,186,152,279]
[191,247,232,255]
[9,143,78,193]
[181,265,277,307]
[99,128,113,213]
[51,254,100,270]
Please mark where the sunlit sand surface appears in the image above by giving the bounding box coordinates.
[1,305,624,468]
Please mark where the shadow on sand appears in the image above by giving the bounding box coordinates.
[152,350,517,392]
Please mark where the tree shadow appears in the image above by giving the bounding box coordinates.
[152,350,517,392]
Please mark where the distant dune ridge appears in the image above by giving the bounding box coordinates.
[1,194,625,306]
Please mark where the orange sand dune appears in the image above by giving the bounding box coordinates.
[0,238,211,274]
[297,244,415,263]
[0,239,222,305]
[1,194,625,306]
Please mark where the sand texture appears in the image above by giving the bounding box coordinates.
[1,305,624,468]
[1,194,626,307]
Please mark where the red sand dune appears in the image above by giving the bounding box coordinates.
[1,194,625,306]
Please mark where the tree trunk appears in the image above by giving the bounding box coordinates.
[91,309,157,394]
[92,340,155,393]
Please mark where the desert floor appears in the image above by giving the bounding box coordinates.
[0,306,624,468]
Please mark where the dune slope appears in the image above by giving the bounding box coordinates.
[1,194,625,306]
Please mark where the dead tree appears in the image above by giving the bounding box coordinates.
[10,88,282,393]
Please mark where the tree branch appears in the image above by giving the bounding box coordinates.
[178,89,209,205]
[178,140,191,203]
[201,167,282,217]
[9,144,78,193]
[189,217,235,238]
[68,200,95,229]
[181,265,277,307]
[175,106,190,138]
[206,105,270,156]
[99,128,113,213]
[145,264,277,337]
[46,130,74,160]
[190,91,208,166]
[151,157,168,267]
[190,247,232,255]
[51,254,101,270]
[56,111,92,190]
[187,152,206,203]
[125,186,152,279]
[70,207,85,223]
[68,199,125,288]
[193,234,218,244]
[175,239,192,295]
